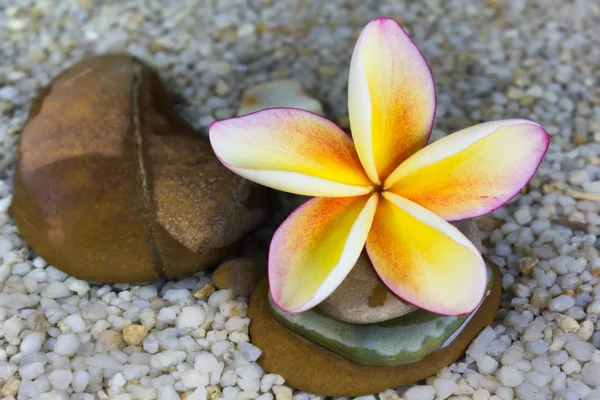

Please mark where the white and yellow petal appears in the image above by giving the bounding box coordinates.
[270,194,379,312]
[386,120,549,220]
[209,108,372,197]
[366,192,486,315]
[348,17,436,184]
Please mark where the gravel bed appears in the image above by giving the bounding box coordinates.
[1,0,600,399]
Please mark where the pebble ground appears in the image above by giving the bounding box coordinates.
[1,0,600,399]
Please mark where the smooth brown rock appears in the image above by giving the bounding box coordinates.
[212,257,267,297]
[12,55,267,283]
[248,262,501,397]
[319,220,482,324]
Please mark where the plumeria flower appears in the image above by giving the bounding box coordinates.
[210,17,549,316]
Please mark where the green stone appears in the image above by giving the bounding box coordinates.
[268,261,495,366]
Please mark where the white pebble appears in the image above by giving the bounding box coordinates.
[72,370,90,393]
[20,332,45,354]
[54,333,80,356]
[577,320,594,341]
[150,350,186,369]
[48,369,73,390]
[496,366,525,387]
[194,352,219,374]
[41,282,71,298]
[581,362,600,386]
[272,385,292,400]
[19,361,45,380]
[478,355,499,374]
[260,374,285,392]
[238,342,262,362]
[404,385,436,400]
[548,295,576,312]
[433,378,458,399]
[208,289,235,308]
[63,314,85,333]
[177,306,205,330]
[565,341,595,362]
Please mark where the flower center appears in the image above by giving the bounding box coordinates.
[371,183,386,194]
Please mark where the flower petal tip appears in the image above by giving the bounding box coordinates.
[349,15,436,181]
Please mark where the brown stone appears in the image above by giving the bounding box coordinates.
[212,257,267,297]
[318,220,482,324]
[12,54,267,283]
[248,262,501,397]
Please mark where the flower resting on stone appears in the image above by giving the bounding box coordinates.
[209,17,549,316]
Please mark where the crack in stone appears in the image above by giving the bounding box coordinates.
[131,60,166,278]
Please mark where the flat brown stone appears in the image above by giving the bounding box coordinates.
[12,55,268,283]
[249,263,501,397]
[212,257,267,296]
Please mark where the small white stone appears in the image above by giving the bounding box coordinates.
[272,385,292,400]
[138,285,158,300]
[109,372,126,387]
[63,314,85,333]
[238,390,260,400]
[525,371,551,388]
[501,344,525,365]
[48,368,73,390]
[66,278,90,295]
[19,361,45,380]
[496,386,514,400]
[556,315,580,333]
[3,315,25,337]
[514,208,533,225]
[20,332,45,354]
[162,288,191,303]
[566,378,592,398]
[181,369,210,388]
[194,352,219,374]
[525,339,549,355]
[496,366,525,387]
[587,301,600,314]
[404,385,436,400]
[142,334,159,353]
[548,295,576,312]
[157,386,180,400]
[72,370,90,393]
[565,341,595,362]
[238,342,262,362]
[0,362,17,381]
[177,306,205,330]
[187,386,208,400]
[515,382,545,400]
[157,307,177,323]
[238,378,260,392]
[150,350,186,369]
[41,282,71,298]
[54,333,80,356]
[577,320,594,341]
[220,300,248,318]
[256,394,274,400]
[562,358,581,375]
[433,378,458,399]
[473,388,491,400]
[478,355,500,374]
[260,374,285,392]
[211,340,234,356]
[581,362,600,386]
[208,289,235,308]
[223,386,241,400]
